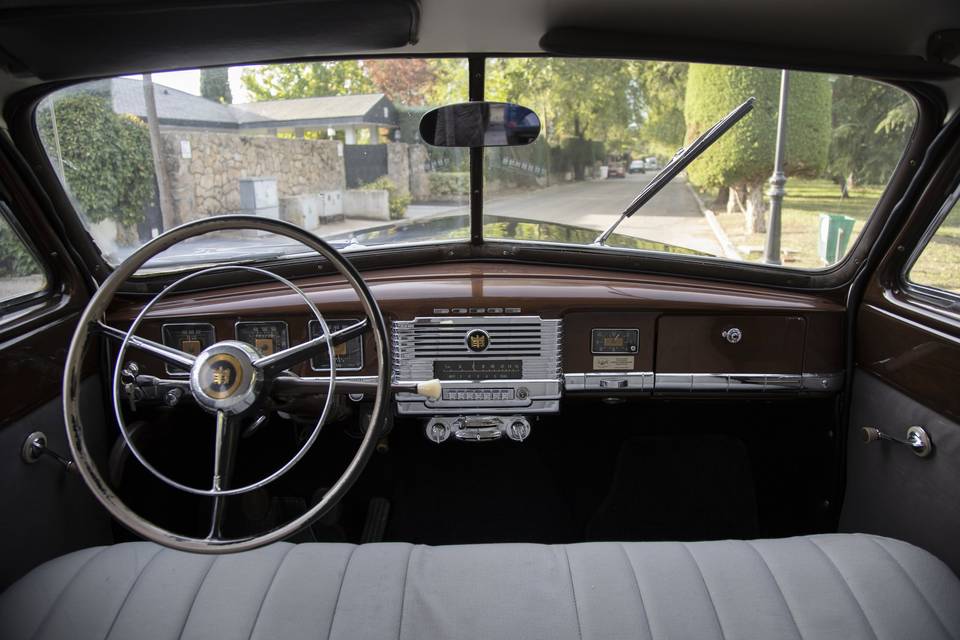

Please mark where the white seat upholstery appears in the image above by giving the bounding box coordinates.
[2,534,959,640]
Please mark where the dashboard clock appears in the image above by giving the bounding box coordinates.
[161,323,216,375]
[236,321,289,357]
[309,319,363,371]
[591,328,639,354]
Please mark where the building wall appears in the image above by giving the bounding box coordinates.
[160,132,346,222]
[407,144,431,202]
[386,142,410,197]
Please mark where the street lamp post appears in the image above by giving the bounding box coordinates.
[765,69,790,265]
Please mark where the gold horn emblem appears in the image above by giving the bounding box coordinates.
[202,353,243,400]
[212,366,232,386]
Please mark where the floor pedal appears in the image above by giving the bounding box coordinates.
[360,497,391,543]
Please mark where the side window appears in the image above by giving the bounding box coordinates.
[0,210,47,304]
[907,192,960,296]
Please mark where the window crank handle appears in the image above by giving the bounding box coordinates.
[861,425,932,458]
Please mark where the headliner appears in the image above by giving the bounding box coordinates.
[0,0,958,110]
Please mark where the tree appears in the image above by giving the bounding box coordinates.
[684,65,832,233]
[364,59,437,105]
[828,76,915,195]
[486,58,643,179]
[200,67,232,104]
[242,61,374,100]
[36,93,154,227]
[636,62,688,158]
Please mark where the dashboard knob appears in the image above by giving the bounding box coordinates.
[507,419,530,442]
[426,420,450,444]
[722,327,743,344]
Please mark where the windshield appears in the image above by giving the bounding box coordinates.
[35,57,916,270]
[484,58,917,268]
[36,59,469,267]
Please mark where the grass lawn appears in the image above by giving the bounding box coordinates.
[708,178,877,269]
[706,178,958,291]
[910,204,960,294]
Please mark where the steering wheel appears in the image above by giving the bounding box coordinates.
[63,216,396,553]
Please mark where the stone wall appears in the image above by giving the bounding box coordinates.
[385,143,410,197]
[407,145,431,202]
[161,132,346,223]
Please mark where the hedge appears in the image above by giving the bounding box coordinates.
[684,65,831,189]
[427,172,470,198]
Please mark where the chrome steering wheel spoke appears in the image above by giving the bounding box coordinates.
[208,410,239,540]
[253,318,368,376]
[96,321,197,370]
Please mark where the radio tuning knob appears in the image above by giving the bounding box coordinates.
[426,420,450,444]
[507,419,530,442]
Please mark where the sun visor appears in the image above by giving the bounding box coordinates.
[0,0,420,81]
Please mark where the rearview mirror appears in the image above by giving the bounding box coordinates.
[419,102,541,148]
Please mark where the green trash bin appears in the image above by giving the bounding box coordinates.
[818,213,856,264]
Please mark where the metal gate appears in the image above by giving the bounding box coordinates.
[343,144,388,188]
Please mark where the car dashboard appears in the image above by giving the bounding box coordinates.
[109,262,845,442]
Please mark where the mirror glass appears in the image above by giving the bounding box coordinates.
[419,102,541,147]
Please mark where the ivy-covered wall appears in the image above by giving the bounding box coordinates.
[37,94,155,227]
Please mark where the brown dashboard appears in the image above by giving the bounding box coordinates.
[109,262,845,396]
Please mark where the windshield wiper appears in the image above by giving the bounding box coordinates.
[594,97,756,246]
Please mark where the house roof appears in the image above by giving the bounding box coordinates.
[107,77,268,129]
[235,93,391,124]
[103,78,397,131]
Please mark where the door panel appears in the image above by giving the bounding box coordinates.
[840,371,960,574]
[0,377,112,590]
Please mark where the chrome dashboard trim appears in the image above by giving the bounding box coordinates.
[563,372,654,391]
[564,372,843,394]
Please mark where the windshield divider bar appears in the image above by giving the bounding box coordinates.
[469,55,485,246]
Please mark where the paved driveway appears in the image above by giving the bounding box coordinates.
[479,173,722,255]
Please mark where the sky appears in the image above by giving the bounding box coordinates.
[143,67,256,103]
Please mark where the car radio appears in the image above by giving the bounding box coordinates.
[392,315,562,415]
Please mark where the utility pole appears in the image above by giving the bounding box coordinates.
[764,69,790,265]
[142,73,177,232]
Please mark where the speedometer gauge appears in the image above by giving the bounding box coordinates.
[236,321,289,357]
[309,319,363,371]
[162,323,215,375]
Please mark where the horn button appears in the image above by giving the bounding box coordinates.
[190,341,262,414]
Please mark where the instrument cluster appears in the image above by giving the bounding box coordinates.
[161,319,363,374]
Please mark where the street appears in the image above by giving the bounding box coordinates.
[121,173,722,267]
[479,173,722,255]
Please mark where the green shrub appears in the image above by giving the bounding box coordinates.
[360,177,411,220]
[36,94,154,227]
[427,172,470,198]
[0,221,41,278]
[683,65,831,190]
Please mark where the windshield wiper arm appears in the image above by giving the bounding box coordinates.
[594,97,756,246]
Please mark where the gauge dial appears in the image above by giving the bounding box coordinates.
[309,319,363,371]
[236,321,289,357]
[591,328,639,354]
[161,323,216,375]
